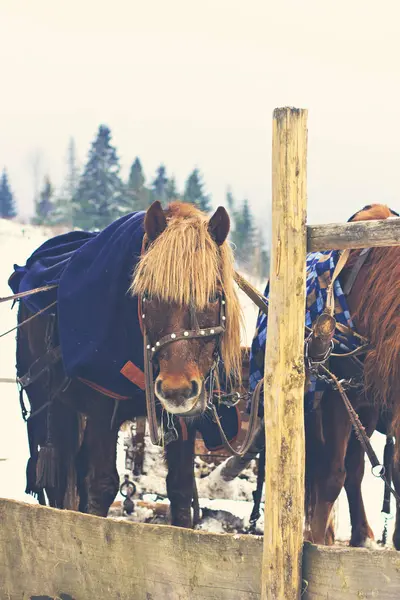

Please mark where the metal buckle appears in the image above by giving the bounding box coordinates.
[304,335,334,369]
[216,392,241,408]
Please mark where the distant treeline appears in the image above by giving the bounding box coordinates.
[1,124,269,278]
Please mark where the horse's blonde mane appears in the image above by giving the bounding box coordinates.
[131,202,243,381]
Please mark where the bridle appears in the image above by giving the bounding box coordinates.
[139,291,263,457]
[139,293,226,445]
[136,233,263,455]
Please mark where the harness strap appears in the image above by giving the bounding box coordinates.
[326,248,351,316]
[143,329,162,445]
[18,345,62,388]
[320,365,400,506]
[210,378,263,458]
[343,248,371,296]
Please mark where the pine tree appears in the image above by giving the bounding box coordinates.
[126,157,152,211]
[73,125,124,230]
[51,137,80,227]
[128,157,145,192]
[231,199,256,268]
[253,228,270,280]
[66,137,79,200]
[226,189,235,213]
[151,165,168,204]
[166,176,179,201]
[260,247,270,279]
[33,176,54,225]
[183,169,211,212]
[0,169,17,219]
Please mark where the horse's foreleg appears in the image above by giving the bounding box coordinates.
[391,442,400,550]
[344,407,378,548]
[76,416,120,517]
[165,426,196,528]
[308,391,353,545]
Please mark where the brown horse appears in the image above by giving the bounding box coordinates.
[221,203,400,548]
[15,200,242,527]
[305,203,400,549]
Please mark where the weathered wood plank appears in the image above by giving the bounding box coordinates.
[302,542,400,599]
[1,498,400,598]
[262,107,308,600]
[0,498,262,600]
[308,218,400,251]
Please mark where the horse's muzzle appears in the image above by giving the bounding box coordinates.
[155,376,206,415]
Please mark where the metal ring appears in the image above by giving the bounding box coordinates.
[371,464,385,478]
[120,477,137,498]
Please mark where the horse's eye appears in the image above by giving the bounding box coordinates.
[209,293,220,303]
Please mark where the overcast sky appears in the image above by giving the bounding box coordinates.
[1,0,399,236]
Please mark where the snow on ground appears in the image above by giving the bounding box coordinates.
[0,218,395,546]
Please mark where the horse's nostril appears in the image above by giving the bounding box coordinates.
[191,380,199,397]
[156,379,163,396]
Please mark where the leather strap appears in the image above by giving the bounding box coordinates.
[343,248,371,296]
[18,345,62,388]
[326,248,351,316]
[143,329,162,445]
[321,365,400,507]
[210,378,263,457]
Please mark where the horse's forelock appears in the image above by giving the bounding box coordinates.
[131,203,243,383]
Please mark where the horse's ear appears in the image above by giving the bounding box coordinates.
[208,206,230,246]
[145,201,168,242]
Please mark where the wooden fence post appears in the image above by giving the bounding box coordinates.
[262,107,308,600]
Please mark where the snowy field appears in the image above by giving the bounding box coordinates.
[0,218,395,545]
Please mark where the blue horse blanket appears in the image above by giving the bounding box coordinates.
[9,212,239,450]
[249,250,361,415]
[10,212,147,398]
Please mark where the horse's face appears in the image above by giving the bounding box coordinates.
[143,296,222,415]
[142,201,230,416]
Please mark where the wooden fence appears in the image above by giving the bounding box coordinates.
[2,107,400,599]
[1,498,400,599]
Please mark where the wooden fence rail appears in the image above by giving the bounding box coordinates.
[1,498,400,600]
[0,499,400,600]
[308,217,400,251]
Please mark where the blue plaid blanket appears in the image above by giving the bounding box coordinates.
[249,250,361,414]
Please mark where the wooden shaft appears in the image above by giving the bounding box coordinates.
[308,217,400,251]
[262,107,308,600]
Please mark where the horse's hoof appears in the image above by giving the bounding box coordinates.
[303,531,312,543]
[393,535,400,551]
[353,537,378,550]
